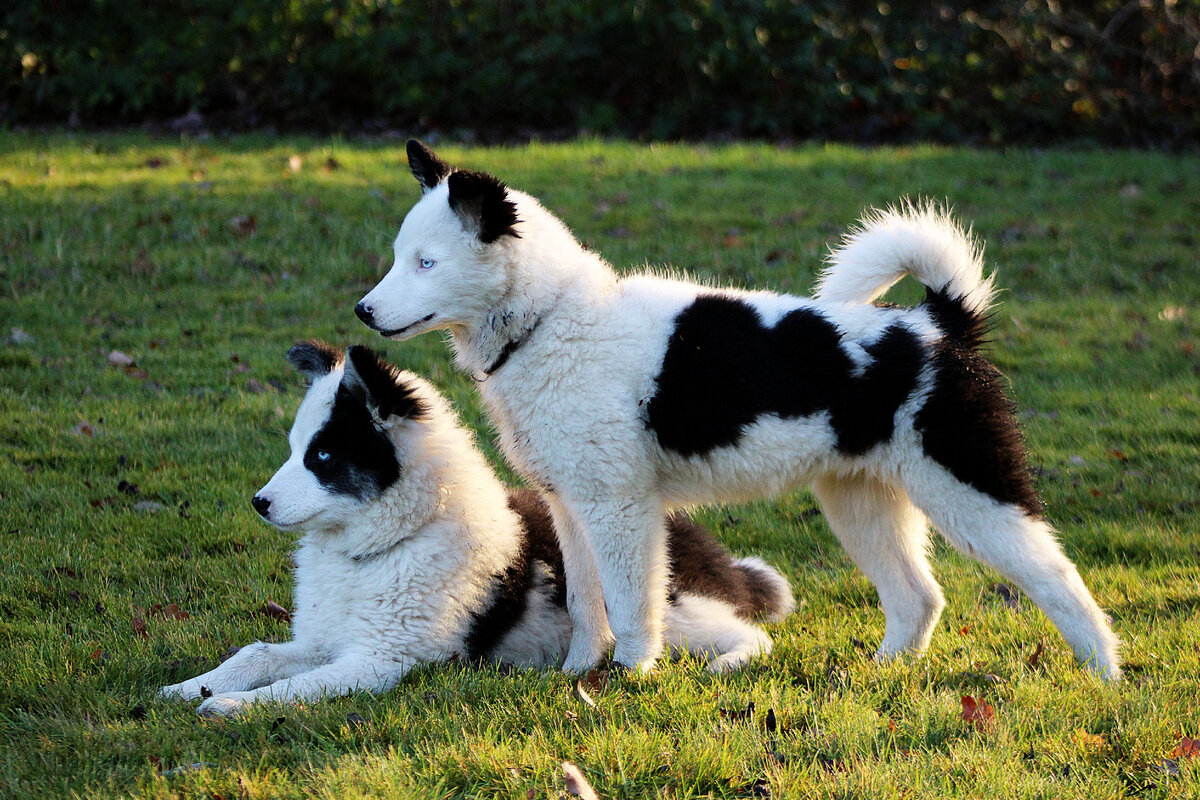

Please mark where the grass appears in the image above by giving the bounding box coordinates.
[1,133,1198,799]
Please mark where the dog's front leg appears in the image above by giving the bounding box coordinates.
[574,495,669,673]
[545,493,614,672]
[196,653,407,717]
[159,640,323,700]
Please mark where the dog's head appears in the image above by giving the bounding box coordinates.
[355,140,524,341]
[252,341,429,532]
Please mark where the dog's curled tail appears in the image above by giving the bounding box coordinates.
[815,202,996,317]
[733,556,796,624]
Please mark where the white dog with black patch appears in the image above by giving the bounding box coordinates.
[354,141,1122,680]
[159,342,793,716]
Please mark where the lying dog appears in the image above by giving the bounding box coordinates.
[159,342,793,716]
[353,141,1121,680]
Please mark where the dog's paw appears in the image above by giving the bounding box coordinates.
[159,681,205,701]
[197,692,254,718]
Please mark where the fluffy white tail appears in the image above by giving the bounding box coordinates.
[815,202,996,315]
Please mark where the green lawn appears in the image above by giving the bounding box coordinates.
[1,134,1198,799]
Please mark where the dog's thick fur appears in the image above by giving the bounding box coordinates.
[159,343,793,716]
[354,141,1123,680]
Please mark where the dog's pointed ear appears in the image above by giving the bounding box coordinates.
[407,139,452,194]
[447,170,521,244]
[342,345,428,422]
[286,340,343,383]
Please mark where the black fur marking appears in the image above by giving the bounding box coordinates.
[466,490,783,660]
[406,139,451,193]
[646,296,923,457]
[447,170,521,244]
[916,290,1043,517]
[305,385,400,500]
[664,512,780,621]
[464,489,566,661]
[343,346,428,422]
[286,340,342,381]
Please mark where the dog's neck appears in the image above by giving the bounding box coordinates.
[450,244,615,381]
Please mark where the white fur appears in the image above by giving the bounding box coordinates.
[161,354,787,716]
[359,166,1121,680]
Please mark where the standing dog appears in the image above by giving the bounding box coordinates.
[160,343,793,716]
[354,141,1121,679]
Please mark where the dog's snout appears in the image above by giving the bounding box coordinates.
[251,495,271,517]
[354,300,375,327]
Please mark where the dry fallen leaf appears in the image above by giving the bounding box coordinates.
[1170,735,1200,759]
[131,615,149,639]
[1026,638,1046,670]
[562,761,600,800]
[259,600,292,622]
[960,695,996,730]
[1072,728,1107,750]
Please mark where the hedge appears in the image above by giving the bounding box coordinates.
[4,1,1199,145]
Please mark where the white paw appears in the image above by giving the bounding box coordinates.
[562,638,609,673]
[611,646,660,675]
[197,693,254,718]
[159,681,204,701]
[707,652,752,673]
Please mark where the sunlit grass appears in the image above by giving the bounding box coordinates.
[1,133,1198,798]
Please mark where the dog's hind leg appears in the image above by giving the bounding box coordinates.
[813,473,945,659]
[544,492,615,672]
[572,494,670,673]
[902,465,1122,680]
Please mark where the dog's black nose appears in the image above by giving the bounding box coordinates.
[354,301,375,327]
[251,495,271,517]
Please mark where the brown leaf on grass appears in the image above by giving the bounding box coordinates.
[960,695,995,730]
[1026,638,1046,670]
[131,615,149,639]
[572,678,598,709]
[321,156,341,173]
[124,365,152,381]
[1170,735,1200,759]
[89,496,116,509]
[561,761,601,800]
[1072,729,1108,750]
[720,700,755,723]
[1107,449,1128,461]
[259,600,291,622]
[245,378,267,394]
[580,668,608,693]
[148,603,190,621]
[228,215,257,237]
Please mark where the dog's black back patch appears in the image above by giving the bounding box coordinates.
[646,295,923,457]
[464,489,567,661]
[665,512,779,620]
[305,385,401,500]
[915,289,1043,517]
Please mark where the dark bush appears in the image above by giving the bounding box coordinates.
[3,1,1198,145]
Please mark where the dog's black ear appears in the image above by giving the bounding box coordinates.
[447,170,521,244]
[286,340,342,382]
[342,345,427,422]
[407,139,452,194]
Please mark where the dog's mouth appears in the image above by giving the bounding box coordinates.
[379,313,437,339]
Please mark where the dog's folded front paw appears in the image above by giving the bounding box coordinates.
[159,681,204,701]
[197,692,254,718]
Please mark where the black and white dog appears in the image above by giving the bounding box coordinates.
[159,343,793,716]
[353,141,1122,680]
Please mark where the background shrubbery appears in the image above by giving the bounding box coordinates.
[4,1,1199,145]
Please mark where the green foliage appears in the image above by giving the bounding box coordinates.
[3,1,1199,144]
[1,135,1199,797]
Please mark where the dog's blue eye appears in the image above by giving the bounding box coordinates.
[419,257,436,270]
[316,450,331,462]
